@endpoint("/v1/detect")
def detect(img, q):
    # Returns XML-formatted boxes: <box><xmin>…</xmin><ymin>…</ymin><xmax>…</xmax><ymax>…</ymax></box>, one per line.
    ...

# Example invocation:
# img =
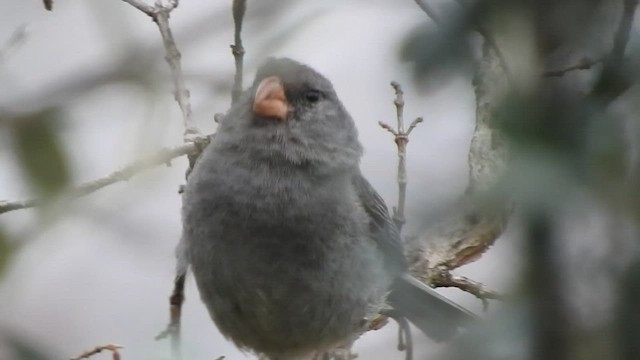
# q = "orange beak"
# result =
<box><xmin>252</xmin><ymin>76</ymin><xmax>288</xmax><ymax>121</ymax></box>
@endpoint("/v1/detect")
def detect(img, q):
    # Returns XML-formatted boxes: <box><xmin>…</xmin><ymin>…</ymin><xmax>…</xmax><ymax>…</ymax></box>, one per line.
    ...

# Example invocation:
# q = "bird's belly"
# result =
<box><xmin>188</xmin><ymin>217</ymin><xmax>388</xmax><ymax>356</ymax></box>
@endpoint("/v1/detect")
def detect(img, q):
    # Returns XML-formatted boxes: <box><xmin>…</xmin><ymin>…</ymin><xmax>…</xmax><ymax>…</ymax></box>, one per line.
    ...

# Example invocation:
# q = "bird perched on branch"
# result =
<box><xmin>180</xmin><ymin>58</ymin><xmax>475</xmax><ymax>359</ymax></box>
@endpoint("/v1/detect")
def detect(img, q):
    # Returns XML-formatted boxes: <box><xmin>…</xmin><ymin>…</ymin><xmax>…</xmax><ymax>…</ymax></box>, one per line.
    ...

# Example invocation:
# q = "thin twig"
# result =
<box><xmin>395</xmin><ymin>316</ymin><xmax>413</xmax><ymax>360</ymax></box>
<box><xmin>0</xmin><ymin>139</ymin><xmax>207</xmax><ymax>215</ymax></box>
<box><xmin>431</xmin><ymin>269</ymin><xmax>502</xmax><ymax>311</ymax></box>
<box><xmin>231</xmin><ymin>0</ymin><xmax>247</xmax><ymax>104</ymax></box>
<box><xmin>542</xmin><ymin>57</ymin><xmax>603</xmax><ymax>77</ymax></box>
<box><xmin>70</xmin><ymin>344</ymin><xmax>123</xmax><ymax>360</ymax></box>
<box><xmin>379</xmin><ymin>82</ymin><xmax>423</xmax><ymax>233</ymax></box>
<box><xmin>121</xmin><ymin>0</ymin><xmax>199</xmax><ymax>142</ymax></box>
<box><xmin>155</xmin><ymin>273</ymin><xmax>186</xmax><ymax>360</ymax></box>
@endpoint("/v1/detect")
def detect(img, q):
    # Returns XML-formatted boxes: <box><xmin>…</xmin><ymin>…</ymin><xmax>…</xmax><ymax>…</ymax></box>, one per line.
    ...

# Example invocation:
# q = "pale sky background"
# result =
<box><xmin>0</xmin><ymin>1</ymin><xmax>519</xmax><ymax>359</ymax></box>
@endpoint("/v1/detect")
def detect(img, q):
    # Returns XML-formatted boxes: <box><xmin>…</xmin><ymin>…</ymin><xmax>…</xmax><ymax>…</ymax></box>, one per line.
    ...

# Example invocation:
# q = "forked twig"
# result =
<box><xmin>379</xmin><ymin>81</ymin><xmax>423</xmax><ymax>233</ymax></box>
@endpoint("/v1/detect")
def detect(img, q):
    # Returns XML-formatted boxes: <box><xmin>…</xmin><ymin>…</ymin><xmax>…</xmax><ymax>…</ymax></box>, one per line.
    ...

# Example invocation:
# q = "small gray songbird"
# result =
<box><xmin>180</xmin><ymin>58</ymin><xmax>475</xmax><ymax>360</ymax></box>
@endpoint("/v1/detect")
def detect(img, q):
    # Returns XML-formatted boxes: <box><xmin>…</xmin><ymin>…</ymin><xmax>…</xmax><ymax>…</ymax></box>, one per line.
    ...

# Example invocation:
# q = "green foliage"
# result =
<box><xmin>10</xmin><ymin>109</ymin><xmax>71</xmax><ymax>198</ymax></box>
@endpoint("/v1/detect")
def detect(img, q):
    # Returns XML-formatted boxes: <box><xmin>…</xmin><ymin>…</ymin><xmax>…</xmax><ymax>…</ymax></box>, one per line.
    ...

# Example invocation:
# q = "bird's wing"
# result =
<box><xmin>352</xmin><ymin>171</ymin><xmax>407</xmax><ymax>274</ymax></box>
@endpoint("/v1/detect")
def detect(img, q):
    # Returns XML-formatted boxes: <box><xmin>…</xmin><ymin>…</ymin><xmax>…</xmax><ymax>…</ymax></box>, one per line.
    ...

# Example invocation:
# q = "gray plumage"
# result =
<box><xmin>180</xmin><ymin>58</ymin><xmax>474</xmax><ymax>359</ymax></box>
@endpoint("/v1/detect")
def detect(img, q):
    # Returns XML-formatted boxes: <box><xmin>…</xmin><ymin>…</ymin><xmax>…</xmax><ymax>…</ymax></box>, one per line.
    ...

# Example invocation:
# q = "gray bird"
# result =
<box><xmin>180</xmin><ymin>58</ymin><xmax>475</xmax><ymax>360</ymax></box>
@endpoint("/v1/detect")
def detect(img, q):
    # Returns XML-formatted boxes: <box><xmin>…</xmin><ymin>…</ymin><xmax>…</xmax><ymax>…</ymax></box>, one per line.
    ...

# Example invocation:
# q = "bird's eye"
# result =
<box><xmin>304</xmin><ymin>90</ymin><xmax>323</xmax><ymax>103</ymax></box>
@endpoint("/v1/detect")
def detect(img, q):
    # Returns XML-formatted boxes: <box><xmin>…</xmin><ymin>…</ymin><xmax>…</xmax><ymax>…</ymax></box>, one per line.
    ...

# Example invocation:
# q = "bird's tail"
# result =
<box><xmin>386</xmin><ymin>273</ymin><xmax>477</xmax><ymax>342</ymax></box>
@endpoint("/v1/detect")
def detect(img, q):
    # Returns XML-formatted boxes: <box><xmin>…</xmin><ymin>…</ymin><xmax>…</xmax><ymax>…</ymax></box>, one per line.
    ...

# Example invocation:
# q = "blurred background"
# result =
<box><xmin>0</xmin><ymin>0</ymin><xmax>638</xmax><ymax>359</ymax></box>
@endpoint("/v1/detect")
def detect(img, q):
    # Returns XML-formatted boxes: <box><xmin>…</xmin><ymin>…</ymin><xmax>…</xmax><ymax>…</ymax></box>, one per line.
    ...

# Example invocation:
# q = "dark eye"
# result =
<box><xmin>304</xmin><ymin>90</ymin><xmax>323</xmax><ymax>103</ymax></box>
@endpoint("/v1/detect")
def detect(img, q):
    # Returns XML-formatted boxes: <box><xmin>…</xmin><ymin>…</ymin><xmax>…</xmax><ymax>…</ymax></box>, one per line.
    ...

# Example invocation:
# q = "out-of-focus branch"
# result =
<box><xmin>70</xmin><ymin>344</ymin><xmax>123</xmax><ymax>360</ymax></box>
<box><xmin>609</xmin><ymin>0</ymin><xmax>638</xmax><ymax>69</ymax></box>
<box><xmin>526</xmin><ymin>210</ymin><xmax>569</xmax><ymax>360</ymax></box>
<box><xmin>0</xmin><ymin>139</ymin><xmax>208</xmax><ymax>215</ymax></box>
<box><xmin>591</xmin><ymin>0</ymin><xmax>638</xmax><ymax>100</ymax></box>
<box><xmin>542</xmin><ymin>57</ymin><xmax>603</xmax><ymax>77</ymax></box>
<box><xmin>155</xmin><ymin>272</ymin><xmax>186</xmax><ymax>360</ymax></box>
<box><xmin>0</xmin><ymin>25</ymin><xmax>28</xmax><ymax>63</ymax></box>
<box><xmin>379</xmin><ymin>82</ymin><xmax>423</xmax><ymax>233</ymax></box>
<box><xmin>43</xmin><ymin>0</ymin><xmax>53</xmax><ymax>11</ymax></box>
<box><xmin>231</xmin><ymin>0</ymin><xmax>247</xmax><ymax>104</ymax></box>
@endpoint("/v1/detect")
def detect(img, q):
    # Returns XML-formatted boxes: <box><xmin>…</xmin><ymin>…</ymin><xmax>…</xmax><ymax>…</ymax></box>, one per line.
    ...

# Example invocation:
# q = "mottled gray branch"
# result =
<box><xmin>407</xmin><ymin>40</ymin><xmax>509</xmax><ymax>303</ymax></box>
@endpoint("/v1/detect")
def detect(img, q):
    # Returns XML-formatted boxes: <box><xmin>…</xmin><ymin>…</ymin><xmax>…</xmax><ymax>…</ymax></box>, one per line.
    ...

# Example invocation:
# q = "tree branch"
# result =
<box><xmin>430</xmin><ymin>269</ymin><xmax>503</xmax><ymax>311</ymax></box>
<box><xmin>0</xmin><ymin>139</ymin><xmax>208</xmax><ymax>215</ymax></box>
<box><xmin>542</xmin><ymin>57</ymin><xmax>603</xmax><ymax>77</ymax></box>
<box><xmin>406</xmin><ymin>40</ymin><xmax>509</xmax><ymax>302</ymax></box>
<box><xmin>231</xmin><ymin>0</ymin><xmax>247</xmax><ymax>104</ymax></box>
<box><xmin>379</xmin><ymin>82</ymin><xmax>423</xmax><ymax>233</ymax></box>
<box><xmin>70</xmin><ymin>344</ymin><xmax>123</xmax><ymax>360</ymax></box>
<box><xmin>591</xmin><ymin>0</ymin><xmax>639</xmax><ymax>100</ymax></box>
<box><xmin>609</xmin><ymin>0</ymin><xmax>638</xmax><ymax>69</ymax></box>
<box><xmin>155</xmin><ymin>272</ymin><xmax>186</xmax><ymax>360</ymax></box>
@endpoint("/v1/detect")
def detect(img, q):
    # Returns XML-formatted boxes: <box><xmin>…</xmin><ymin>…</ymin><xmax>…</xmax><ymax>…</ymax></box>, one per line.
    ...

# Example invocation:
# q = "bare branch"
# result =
<box><xmin>70</xmin><ymin>344</ymin><xmax>123</xmax><ymax>360</ymax></box>
<box><xmin>407</xmin><ymin>41</ymin><xmax>510</xmax><ymax>301</ymax></box>
<box><xmin>0</xmin><ymin>139</ymin><xmax>208</xmax><ymax>215</ymax></box>
<box><xmin>430</xmin><ymin>269</ymin><xmax>503</xmax><ymax>311</ymax></box>
<box><xmin>542</xmin><ymin>57</ymin><xmax>603</xmax><ymax>77</ymax></box>
<box><xmin>379</xmin><ymin>81</ymin><xmax>423</xmax><ymax>233</ymax></box>
<box><xmin>231</xmin><ymin>0</ymin><xmax>247</xmax><ymax>104</ymax></box>
<box><xmin>155</xmin><ymin>273</ymin><xmax>186</xmax><ymax>360</ymax></box>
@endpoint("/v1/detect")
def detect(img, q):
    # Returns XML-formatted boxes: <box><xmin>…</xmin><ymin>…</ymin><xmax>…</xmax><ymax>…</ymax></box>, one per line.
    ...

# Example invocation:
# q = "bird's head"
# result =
<box><xmin>215</xmin><ymin>58</ymin><xmax>363</xmax><ymax>172</ymax></box>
